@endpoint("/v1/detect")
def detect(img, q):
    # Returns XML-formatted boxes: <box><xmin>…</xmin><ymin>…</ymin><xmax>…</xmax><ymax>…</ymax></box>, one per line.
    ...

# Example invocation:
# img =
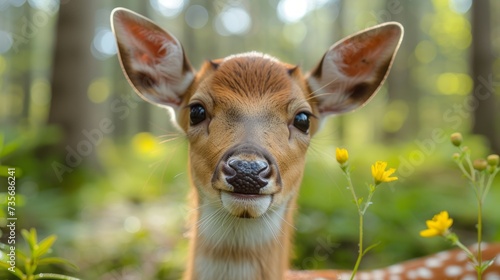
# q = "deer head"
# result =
<box><xmin>111</xmin><ymin>8</ymin><xmax>403</xmax><ymax>280</ymax></box>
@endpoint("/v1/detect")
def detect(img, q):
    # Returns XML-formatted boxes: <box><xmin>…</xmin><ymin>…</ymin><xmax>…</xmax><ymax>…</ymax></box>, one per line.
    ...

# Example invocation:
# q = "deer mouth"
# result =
<box><xmin>211</xmin><ymin>143</ymin><xmax>281</xmax><ymax>218</ymax></box>
<box><xmin>220</xmin><ymin>191</ymin><xmax>273</xmax><ymax>218</ymax></box>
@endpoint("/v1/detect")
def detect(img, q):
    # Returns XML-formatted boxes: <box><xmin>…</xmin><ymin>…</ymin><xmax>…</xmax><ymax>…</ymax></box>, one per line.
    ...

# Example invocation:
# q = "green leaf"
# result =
<box><xmin>357</xmin><ymin>197</ymin><xmax>364</xmax><ymax>206</ymax></box>
<box><xmin>22</xmin><ymin>228</ymin><xmax>38</xmax><ymax>252</ymax></box>
<box><xmin>362</xmin><ymin>241</ymin><xmax>381</xmax><ymax>256</ymax></box>
<box><xmin>0</xmin><ymin>163</ymin><xmax>23</xmax><ymax>177</ymax></box>
<box><xmin>479</xmin><ymin>258</ymin><xmax>495</xmax><ymax>273</ymax></box>
<box><xmin>0</xmin><ymin>260</ymin><xmax>10</xmax><ymax>269</ymax></box>
<box><xmin>31</xmin><ymin>228</ymin><xmax>38</xmax><ymax>245</ymax></box>
<box><xmin>0</xmin><ymin>260</ymin><xmax>26</xmax><ymax>278</ymax></box>
<box><xmin>17</xmin><ymin>250</ymin><xmax>27</xmax><ymax>262</ymax></box>
<box><xmin>0</xmin><ymin>242</ymin><xmax>10</xmax><ymax>251</ymax></box>
<box><xmin>25</xmin><ymin>258</ymin><xmax>37</xmax><ymax>276</ymax></box>
<box><xmin>23</xmin><ymin>228</ymin><xmax>30</xmax><ymax>236</ymax></box>
<box><xmin>34</xmin><ymin>273</ymin><xmax>81</xmax><ymax>280</ymax></box>
<box><xmin>34</xmin><ymin>235</ymin><xmax>57</xmax><ymax>258</ymax></box>
<box><xmin>0</xmin><ymin>137</ymin><xmax>22</xmax><ymax>159</ymax></box>
<box><xmin>37</xmin><ymin>257</ymin><xmax>79</xmax><ymax>271</ymax></box>
<box><xmin>0</xmin><ymin>133</ymin><xmax>4</xmax><ymax>154</ymax></box>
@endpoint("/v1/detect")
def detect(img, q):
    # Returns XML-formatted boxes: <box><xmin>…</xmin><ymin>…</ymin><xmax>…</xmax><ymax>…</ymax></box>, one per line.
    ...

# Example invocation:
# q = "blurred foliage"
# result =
<box><xmin>2</xmin><ymin>121</ymin><xmax>499</xmax><ymax>278</ymax></box>
<box><xmin>0</xmin><ymin>0</ymin><xmax>499</xmax><ymax>279</ymax></box>
<box><xmin>293</xmin><ymin>129</ymin><xmax>500</xmax><ymax>271</ymax></box>
<box><xmin>0</xmin><ymin>228</ymin><xmax>79</xmax><ymax>280</ymax></box>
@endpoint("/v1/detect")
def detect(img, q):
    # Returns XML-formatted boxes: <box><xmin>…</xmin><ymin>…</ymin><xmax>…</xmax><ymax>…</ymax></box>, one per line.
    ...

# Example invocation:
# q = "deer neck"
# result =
<box><xmin>185</xmin><ymin>191</ymin><xmax>296</xmax><ymax>280</ymax></box>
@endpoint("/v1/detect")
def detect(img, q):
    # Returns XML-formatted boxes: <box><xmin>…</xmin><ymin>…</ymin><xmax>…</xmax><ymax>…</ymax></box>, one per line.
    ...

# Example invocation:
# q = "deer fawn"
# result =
<box><xmin>111</xmin><ymin>8</ymin><xmax>500</xmax><ymax>280</ymax></box>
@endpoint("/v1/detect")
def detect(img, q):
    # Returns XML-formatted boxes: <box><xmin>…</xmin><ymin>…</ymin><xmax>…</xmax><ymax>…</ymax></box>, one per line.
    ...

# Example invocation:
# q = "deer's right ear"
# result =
<box><xmin>307</xmin><ymin>22</ymin><xmax>403</xmax><ymax>117</ymax></box>
<box><xmin>111</xmin><ymin>8</ymin><xmax>194</xmax><ymax>110</ymax></box>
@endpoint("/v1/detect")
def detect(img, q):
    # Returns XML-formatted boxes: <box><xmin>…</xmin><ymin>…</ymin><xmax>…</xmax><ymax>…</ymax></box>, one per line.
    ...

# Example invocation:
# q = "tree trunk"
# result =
<box><xmin>384</xmin><ymin>0</ymin><xmax>420</xmax><ymax>142</ymax></box>
<box><xmin>48</xmin><ymin>1</ymin><xmax>98</xmax><ymax>150</ymax></box>
<box><xmin>47</xmin><ymin>1</ymin><xmax>101</xmax><ymax>183</ymax></box>
<box><xmin>471</xmin><ymin>0</ymin><xmax>499</xmax><ymax>153</ymax></box>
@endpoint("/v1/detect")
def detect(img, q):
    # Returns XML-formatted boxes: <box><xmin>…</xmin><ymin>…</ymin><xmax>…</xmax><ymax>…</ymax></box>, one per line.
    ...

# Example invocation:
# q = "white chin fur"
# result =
<box><xmin>220</xmin><ymin>192</ymin><xmax>272</xmax><ymax>218</ymax></box>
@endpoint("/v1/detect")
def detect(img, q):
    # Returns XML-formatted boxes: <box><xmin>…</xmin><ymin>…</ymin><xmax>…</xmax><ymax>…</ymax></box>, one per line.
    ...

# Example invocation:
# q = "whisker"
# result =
<box><xmin>158</xmin><ymin>136</ymin><xmax>183</xmax><ymax>144</ymax></box>
<box><xmin>156</xmin><ymin>132</ymin><xmax>183</xmax><ymax>138</ymax></box>
<box><xmin>187</xmin><ymin>200</ymin><xmax>219</xmax><ymax>214</ymax></box>
<box><xmin>270</xmin><ymin>208</ymin><xmax>297</xmax><ymax>231</ymax></box>
<box><xmin>308</xmin><ymin>76</ymin><xmax>340</xmax><ymax>97</ymax></box>
<box><xmin>158</xmin><ymin>137</ymin><xmax>187</xmax><ymax>188</ymax></box>
<box><xmin>200</xmin><ymin>209</ymin><xmax>229</xmax><ymax>248</ymax></box>
<box><xmin>136</xmin><ymin>128</ymin><xmax>187</xmax><ymax>191</ymax></box>
<box><xmin>212</xmin><ymin>212</ymin><xmax>236</xmax><ymax>249</ymax></box>
<box><xmin>262</xmin><ymin>213</ymin><xmax>283</xmax><ymax>250</ymax></box>
<box><xmin>197</xmin><ymin>208</ymin><xmax>226</xmax><ymax>238</ymax></box>
<box><xmin>149</xmin><ymin>121</ymin><xmax>181</xmax><ymax>135</ymax></box>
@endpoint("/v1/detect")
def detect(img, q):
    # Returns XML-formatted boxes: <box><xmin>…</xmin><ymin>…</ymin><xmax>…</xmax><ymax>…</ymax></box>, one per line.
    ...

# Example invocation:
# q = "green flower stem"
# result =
<box><xmin>448</xmin><ymin>233</ymin><xmax>476</xmax><ymax>262</ymax></box>
<box><xmin>341</xmin><ymin>167</ymin><xmax>378</xmax><ymax>280</ymax></box>
<box><xmin>362</xmin><ymin>186</ymin><xmax>376</xmax><ymax>215</ymax></box>
<box><xmin>469</xmin><ymin>164</ymin><xmax>483</xmax><ymax>279</ymax></box>
<box><xmin>452</xmin><ymin>234</ymin><xmax>482</xmax><ymax>280</ymax></box>
<box><xmin>472</xmin><ymin>171</ymin><xmax>483</xmax><ymax>279</ymax></box>
<box><xmin>449</xmin><ymin>136</ymin><xmax>499</xmax><ymax>279</ymax></box>
<box><xmin>343</xmin><ymin>167</ymin><xmax>361</xmax><ymax>216</ymax></box>
<box><xmin>464</xmin><ymin>151</ymin><xmax>476</xmax><ymax>181</ymax></box>
<box><xmin>454</xmin><ymin>146</ymin><xmax>500</xmax><ymax>280</ymax></box>
<box><xmin>482</xmin><ymin>168</ymin><xmax>499</xmax><ymax>202</ymax></box>
<box><xmin>351</xmin><ymin>213</ymin><xmax>364</xmax><ymax>280</ymax></box>
<box><xmin>477</xmin><ymin>197</ymin><xmax>483</xmax><ymax>280</ymax></box>
<box><xmin>447</xmin><ymin>233</ymin><xmax>480</xmax><ymax>280</ymax></box>
<box><xmin>473</xmin><ymin>171</ymin><xmax>484</xmax><ymax>276</ymax></box>
<box><xmin>456</xmin><ymin>157</ymin><xmax>473</xmax><ymax>181</ymax></box>
<box><xmin>341</xmin><ymin>168</ymin><xmax>362</xmax><ymax>280</ymax></box>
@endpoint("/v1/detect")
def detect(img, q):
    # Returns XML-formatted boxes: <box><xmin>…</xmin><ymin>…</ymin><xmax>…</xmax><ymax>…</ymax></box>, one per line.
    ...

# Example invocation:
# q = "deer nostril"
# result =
<box><xmin>222</xmin><ymin>161</ymin><xmax>237</xmax><ymax>177</ymax></box>
<box><xmin>228</xmin><ymin>159</ymin><xmax>268</xmax><ymax>176</ymax></box>
<box><xmin>259</xmin><ymin>165</ymin><xmax>271</xmax><ymax>179</ymax></box>
<box><xmin>224</xmin><ymin>159</ymin><xmax>271</xmax><ymax>194</ymax></box>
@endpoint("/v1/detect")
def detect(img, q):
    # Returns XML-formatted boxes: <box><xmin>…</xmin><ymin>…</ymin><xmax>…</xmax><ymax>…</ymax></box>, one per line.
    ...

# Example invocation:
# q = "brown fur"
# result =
<box><xmin>181</xmin><ymin>55</ymin><xmax>311</xmax><ymax>279</ymax></box>
<box><xmin>115</xmin><ymin>9</ymin><xmax>500</xmax><ymax>280</ymax></box>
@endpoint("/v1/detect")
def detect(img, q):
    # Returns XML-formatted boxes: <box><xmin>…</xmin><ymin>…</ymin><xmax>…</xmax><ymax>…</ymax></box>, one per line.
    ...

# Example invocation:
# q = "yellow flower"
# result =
<box><xmin>371</xmin><ymin>161</ymin><xmax>398</xmax><ymax>184</ymax></box>
<box><xmin>132</xmin><ymin>132</ymin><xmax>159</xmax><ymax>157</ymax></box>
<box><xmin>336</xmin><ymin>148</ymin><xmax>349</xmax><ymax>165</ymax></box>
<box><xmin>420</xmin><ymin>211</ymin><xmax>453</xmax><ymax>237</ymax></box>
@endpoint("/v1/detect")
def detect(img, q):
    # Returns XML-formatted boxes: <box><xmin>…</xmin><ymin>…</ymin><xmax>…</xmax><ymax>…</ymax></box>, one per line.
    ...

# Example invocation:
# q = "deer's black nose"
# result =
<box><xmin>222</xmin><ymin>159</ymin><xmax>271</xmax><ymax>194</ymax></box>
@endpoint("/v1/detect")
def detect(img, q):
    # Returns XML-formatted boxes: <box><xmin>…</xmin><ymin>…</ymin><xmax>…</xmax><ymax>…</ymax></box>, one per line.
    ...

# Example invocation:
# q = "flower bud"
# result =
<box><xmin>473</xmin><ymin>159</ymin><xmax>488</xmax><ymax>171</ymax></box>
<box><xmin>336</xmin><ymin>148</ymin><xmax>349</xmax><ymax>165</ymax></box>
<box><xmin>450</xmin><ymin>133</ymin><xmax>463</xmax><ymax>147</ymax></box>
<box><xmin>488</xmin><ymin>166</ymin><xmax>496</xmax><ymax>174</ymax></box>
<box><xmin>487</xmin><ymin>154</ymin><xmax>499</xmax><ymax>167</ymax></box>
<box><xmin>452</xmin><ymin>153</ymin><xmax>460</xmax><ymax>160</ymax></box>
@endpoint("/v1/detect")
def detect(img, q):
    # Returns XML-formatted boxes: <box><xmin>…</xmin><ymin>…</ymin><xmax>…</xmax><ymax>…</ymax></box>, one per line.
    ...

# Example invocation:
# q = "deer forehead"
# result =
<box><xmin>195</xmin><ymin>53</ymin><xmax>311</xmax><ymax>112</ymax></box>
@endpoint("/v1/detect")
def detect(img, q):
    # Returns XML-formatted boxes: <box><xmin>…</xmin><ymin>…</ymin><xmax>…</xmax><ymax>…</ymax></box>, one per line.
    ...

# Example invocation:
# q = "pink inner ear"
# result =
<box><xmin>338</xmin><ymin>32</ymin><xmax>394</xmax><ymax>77</ymax></box>
<box><xmin>119</xmin><ymin>16</ymin><xmax>171</xmax><ymax>62</ymax></box>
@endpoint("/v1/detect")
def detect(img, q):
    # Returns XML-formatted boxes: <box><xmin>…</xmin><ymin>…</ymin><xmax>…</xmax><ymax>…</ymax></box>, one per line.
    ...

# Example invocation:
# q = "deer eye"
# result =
<box><xmin>293</xmin><ymin>112</ymin><xmax>310</xmax><ymax>134</ymax></box>
<box><xmin>190</xmin><ymin>104</ymin><xmax>206</xmax><ymax>125</ymax></box>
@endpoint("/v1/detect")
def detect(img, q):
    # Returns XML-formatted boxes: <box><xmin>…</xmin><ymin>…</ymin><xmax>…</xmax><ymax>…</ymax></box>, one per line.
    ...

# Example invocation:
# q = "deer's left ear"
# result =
<box><xmin>307</xmin><ymin>22</ymin><xmax>403</xmax><ymax>117</ymax></box>
<box><xmin>111</xmin><ymin>8</ymin><xmax>194</xmax><ymax>110</ymax></box>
